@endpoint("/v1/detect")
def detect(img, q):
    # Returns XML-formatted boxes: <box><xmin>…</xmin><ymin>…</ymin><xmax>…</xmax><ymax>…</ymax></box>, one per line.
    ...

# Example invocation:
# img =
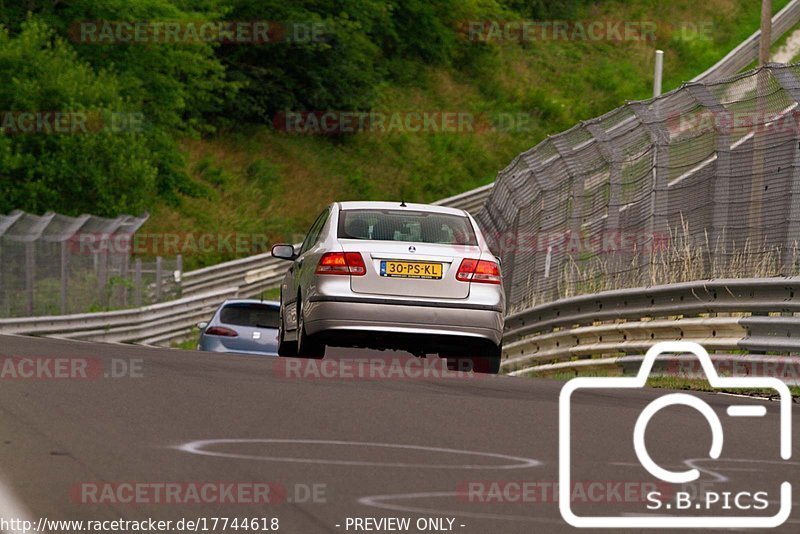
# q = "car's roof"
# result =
<box><xmin>221</xmin><ymin>299</ymin><xmax>280</xmax><ymax>307</ymax></box>
<box><xmin>337</xmin><ymin>201</ymin><xmax>468</xmax><ymax>217</ymax></box>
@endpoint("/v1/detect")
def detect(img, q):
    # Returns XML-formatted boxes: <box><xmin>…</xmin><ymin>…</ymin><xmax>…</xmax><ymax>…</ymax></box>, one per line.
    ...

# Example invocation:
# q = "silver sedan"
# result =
<box><xmin>271</xmin><ymin>201</ymin><xmax>505</xmax><ymax>373</ymax></box>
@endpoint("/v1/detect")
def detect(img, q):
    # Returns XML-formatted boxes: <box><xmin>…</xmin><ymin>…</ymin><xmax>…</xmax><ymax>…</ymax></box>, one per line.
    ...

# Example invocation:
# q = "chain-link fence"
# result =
<box><xmin>0</xmin><ymin>210</ymin><xmax>180</xmax><ymax>317</ymax></box>
<box><xmin>476</xmin><ymin>63</ymin><xmax>800</xmax><ymax>311</ymax></box>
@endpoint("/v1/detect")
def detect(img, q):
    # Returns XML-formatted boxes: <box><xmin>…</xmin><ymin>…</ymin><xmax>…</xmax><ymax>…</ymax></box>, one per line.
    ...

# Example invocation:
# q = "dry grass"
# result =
<box><xmin>539</xmin><ymin>371</ymin><xmax>800</xmax><ymax>397</ymax></box>
<box><xmin>550</xmin><ymin>216</ymin><xmax>796</xmax><ymax>306</ymax></box>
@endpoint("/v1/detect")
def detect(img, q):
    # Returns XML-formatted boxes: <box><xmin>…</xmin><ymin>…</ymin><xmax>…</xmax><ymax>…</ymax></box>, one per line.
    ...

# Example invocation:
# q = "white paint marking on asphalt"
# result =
<box><xmin>357</xmin><ymin>491</ymin><xmax>561</xmax><ymax>524</ymax></box>
<box><xmin>717</xmin><ymin>392</ymin><xmax>776</xmax><ymax>402</ymax></box>
<box><xmin>0</xmin><ymin>475</ymin><xmax>40</xmax><ymax>534</ymax></box>
<box><xmin>176</xmin><ymin>438</ymin><xmax>542</xmax><ymax>470</ymax></box>
<box><xmin>2</xmin><ymin>332</ymin><xmax>173</xmax><ymax>351</ymax></box>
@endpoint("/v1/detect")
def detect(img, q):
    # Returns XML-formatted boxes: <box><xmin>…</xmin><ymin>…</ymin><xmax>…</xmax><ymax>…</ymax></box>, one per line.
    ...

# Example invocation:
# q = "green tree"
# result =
<box><xmin>0</xmin><ymin>20</ymin><xmax>158</xmax><ymax>215</ymax></box>
<box><xmin>217</xmin><ymin>0</ymin><xmax>385</xmax><ymax>123</ymax></box>
<box><xmin>5</xmin><ymin>0</ymin><xmax>234</xmax><ymax>135</ymax></box>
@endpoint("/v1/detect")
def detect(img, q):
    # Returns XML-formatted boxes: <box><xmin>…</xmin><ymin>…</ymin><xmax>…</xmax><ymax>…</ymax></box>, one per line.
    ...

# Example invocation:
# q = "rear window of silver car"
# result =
<box><xmin>219</xmin><ymin>303</ymin><xmax>280</xmax><ymax>328</ymax></box>
<box><xmin>338</xmin><ymin>209</ymin><xmax>478</xmax><ymax>245</ymax></box>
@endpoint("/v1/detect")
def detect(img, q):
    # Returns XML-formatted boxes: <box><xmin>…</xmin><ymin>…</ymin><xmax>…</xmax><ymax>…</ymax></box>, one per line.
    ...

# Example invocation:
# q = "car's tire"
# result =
<box><xmin>443</xmin><ymin>354</ymin><xmax>471</xmax><ymax>372</ymax></box>
<box><xmin>296</xmin><ymin>308</ymin><xmax>325</xmax><ymax>359</ymax></box>
<box><xmin>472</xmin><ymin>344</ymin><xmax>501</xmax><ymax>374</ymax></box>
<box><xmin>443</xmin><ymin>343</ymin><xmax>501</xmax><ymax>374</ymax></box>
<box><xmin>277</xmin><ymin>313</ymin><xmax>297</xmax><ymax>357</ymax></box>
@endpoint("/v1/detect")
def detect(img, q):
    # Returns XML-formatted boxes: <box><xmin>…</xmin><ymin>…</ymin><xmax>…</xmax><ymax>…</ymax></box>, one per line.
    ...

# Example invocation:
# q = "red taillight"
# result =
<box><xmin>473</xmin><ymin>259</ymin><xmax>502</xmax><ymax>284</ymax></box>
<box><xmin>205</xmin><ymin>326</ymin><xmax>238</xmax><ymax>337</ymax></box>
<box><xmin>456</xmin><ymin>259</ymin><xmax>478</xmax><ymax>282</ymax></box>
<box><xmin>315</xmin><ymin>252</ymin><xmax>366</xmax><ymax>276</ymax></box>
<box><xmin>456</xmin><ymin>258</ymin><xmax>501</xmax><ymax>284</ymax></box>
<box><xmin>344</xmin><ymin>252</ymin><xmax>367</xmax><ymax>275</ymax></box>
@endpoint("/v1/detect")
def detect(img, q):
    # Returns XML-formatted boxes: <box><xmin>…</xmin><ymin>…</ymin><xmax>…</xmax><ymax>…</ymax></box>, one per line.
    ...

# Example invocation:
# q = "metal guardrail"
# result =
<box><xmin>432</xmin><ymin>183</ymin><xmax>494</xmax><ymax>214</ymax></box>
<box><xmin>181</xmin><ymin>251</ymin><xmax>287</xmax><ymax>298</ymax></box>
<box><xmin>511</xmin><ymin>353</ymin><xmax>800</xmax><ymax>386</ymax></box>
<box><xmin>501</xmin><ymin>277</ymin><xmax>800</xmax><ymax>379</ymax></box>
<box><xmin>0</xmin><ymin>287</ymin><xmax>238</xmax><ymax>345</ymax></box>
<box><xmin>693</xmin><ymin>0</ymin><xmax>800</xmax><ymax>82</ymax></box>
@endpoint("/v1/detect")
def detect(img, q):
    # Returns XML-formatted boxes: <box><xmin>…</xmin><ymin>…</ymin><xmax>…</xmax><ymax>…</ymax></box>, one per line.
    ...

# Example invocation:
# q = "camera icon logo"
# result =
<box><xmin>559</xmin><ymin>341</ymin><xmax>793</xmax><ymax>528</ymax></box>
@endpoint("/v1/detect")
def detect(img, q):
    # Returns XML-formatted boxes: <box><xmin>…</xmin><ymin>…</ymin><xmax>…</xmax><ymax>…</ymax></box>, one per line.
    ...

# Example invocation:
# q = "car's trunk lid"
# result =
<box><xmin>214</xmin><ymin>325</ymin><xmax>280</xmax><ymax>353</ymax></box>
<box><xmin>342</xmin><ymin>239</ymin><xmax>479</xmax><ymax>299</ymax></box>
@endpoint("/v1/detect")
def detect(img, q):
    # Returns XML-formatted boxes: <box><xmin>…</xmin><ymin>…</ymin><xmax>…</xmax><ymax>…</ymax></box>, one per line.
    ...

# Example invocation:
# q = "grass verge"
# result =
<box><xmin>536</xmin><ymin>370</ymin><xmax>800</xmax><ymax>398</ymax></box>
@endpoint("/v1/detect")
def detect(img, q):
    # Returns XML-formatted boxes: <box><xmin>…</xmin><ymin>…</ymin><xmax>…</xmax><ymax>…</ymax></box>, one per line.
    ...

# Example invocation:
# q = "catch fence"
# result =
<box><xmin>476</xmin><ymin>63</ymin><xmax>800</xmax><ymax>310</ymax></box>
<box><xmin>0</xmin><ymin>210</ymin><xmax>179</xmax><ymax>316</ymax></box>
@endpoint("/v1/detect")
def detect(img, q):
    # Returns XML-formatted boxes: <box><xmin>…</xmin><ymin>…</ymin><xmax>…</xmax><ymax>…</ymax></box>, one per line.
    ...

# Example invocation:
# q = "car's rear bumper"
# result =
<box><xmin>304</xmin><ymin>295</ymin><xmax>503</xmax><ymax>346</ymax></box>
<box><xmin>197</xmin><ymin>337</ymin><xmax>279</xmax><ymax>356</ymax></box>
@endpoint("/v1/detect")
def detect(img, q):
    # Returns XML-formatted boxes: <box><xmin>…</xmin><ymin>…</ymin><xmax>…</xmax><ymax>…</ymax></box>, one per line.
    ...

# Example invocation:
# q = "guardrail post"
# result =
<box><xmin>25</xmin><ymin>242</ymin><xmax>35</xmax><ymax>315</ymax></box>
<box><xmin>629</xmin><ymin>102</ymin><xmax>669</xmax><ymax>275</ymax></box>
<box><xmin>653</xmin><ymin>50</ymin><xmax>664</xmax><ymax>97</ymax></box>
<box><xmin>97</xmin><ymin>238</ymin><xmax>109</xmax><ymax>308</ymax></box>
<box><xmin>134</xmin><ymin>258</ymin><xmax>142</xmax><ymax>307</ymax></box>
<box><xmin>176</xmin><ymin>254</ymin><xmax>183</xmax><ymax>298</ymax></box>
<box><xmin>155</xmin><ymin>256</ymin><xmax>163</xmax><ymax>302</ymax></box>
<box><xmin>503</xmin><ymin>213</ymin><xmax>520</xmax><ymax>304</ymax></box>
<box><xmin>119</xmin><ymin>251</ymin><xmax>129</xmax><ymax>308</ymax></box>
<box><xmin>685</xmin><ymin>84</ymin><xmax>732</xmax><ymax>256</ymax></box>
<box><xmin>551</xmin><ymin>135</ymin><xmax>585</xmax><ymax>297</ymax></box>
<box><xmin>747</xmin><ymin>66</ymin><xmax>770</xmax><ymax>246</ymax></box>
<box><xmin>787</xmin><ymin>113</ymin><xmax>800</xmax><ymax>274</ymax></box>
<box><xmin>586</xmin><ymin>122</ymin><xmax>624</xmax><ymax>273</ymax></box>
<box><xmin>769</xmin><ymin>66</ymin><xmax>800</xmax><ymax>272</ymax></box>
<box><xmin>60</xmin><ymin>240</ymin><xmax>68</xmax><ymax>314</ymax></box>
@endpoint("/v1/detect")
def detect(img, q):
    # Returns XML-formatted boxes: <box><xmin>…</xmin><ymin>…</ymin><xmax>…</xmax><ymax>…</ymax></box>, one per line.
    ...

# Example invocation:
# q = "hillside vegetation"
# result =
<box><xmin>0</xmin><ymin>0</ymin><xmax>788</xmax><ymax>268</ymax></box>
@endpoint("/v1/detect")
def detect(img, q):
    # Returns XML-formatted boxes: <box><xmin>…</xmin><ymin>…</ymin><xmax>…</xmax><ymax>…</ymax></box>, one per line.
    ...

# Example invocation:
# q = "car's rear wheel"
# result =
<box><xmin>277</xmin><ymin>313</ymin><xmax>297</xmax><ymax>357</ymax></box>
<box><xmin>472</xmin><ymin>346</ymin><xmax>501</xmax><ymax>374</ymax></box>
<box><xmin>296</xmin><ymin>308</ymin><xmax>325</xmax><ymax>359</ymax></box>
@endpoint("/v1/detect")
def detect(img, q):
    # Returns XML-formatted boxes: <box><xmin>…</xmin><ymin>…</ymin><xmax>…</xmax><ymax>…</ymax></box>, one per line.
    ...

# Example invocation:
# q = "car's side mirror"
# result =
<box><xmin>197</xmin><ymin>321</ymin><xmax>208</xmax><ymax>330</ymax></box>
<box><xmin>271</xmin><ymin>244</ymin><xmax>297</xmax><ymax>260</ymax></box>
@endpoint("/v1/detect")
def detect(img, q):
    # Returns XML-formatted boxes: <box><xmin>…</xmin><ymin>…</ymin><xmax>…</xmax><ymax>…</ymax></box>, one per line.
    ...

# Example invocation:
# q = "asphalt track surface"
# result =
<box><xmin>0</xmin><ymin>334</ymin><xmax>798</xmax><ymax>533</ymax></box>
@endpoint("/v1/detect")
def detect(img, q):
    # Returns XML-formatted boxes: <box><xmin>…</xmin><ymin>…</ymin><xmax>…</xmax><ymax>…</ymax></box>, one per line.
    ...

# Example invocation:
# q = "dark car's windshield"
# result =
<box><xmin>338</xmin><ymin>209</ymin><xmax>478</xmax><ymax>245</ymax></box>
<box><xmin>219</xmin><ymin>303</ymin><xmax>280</xmax><ymax>328</ymax></box>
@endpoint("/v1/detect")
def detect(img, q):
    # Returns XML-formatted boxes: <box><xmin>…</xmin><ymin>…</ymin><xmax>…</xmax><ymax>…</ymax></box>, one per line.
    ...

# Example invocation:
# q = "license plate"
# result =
<box><xmin>380</xmin><ymin>261</ymin><xmax>442</xmax><ymax>279</ymax></box>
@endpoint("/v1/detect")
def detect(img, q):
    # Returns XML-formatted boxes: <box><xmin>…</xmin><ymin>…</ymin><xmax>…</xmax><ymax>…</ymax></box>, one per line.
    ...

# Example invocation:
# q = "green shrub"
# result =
<box><xmin>0</xmin><ymin>20</ymin><xmax>159</xmax><ymax>216</ymax></box>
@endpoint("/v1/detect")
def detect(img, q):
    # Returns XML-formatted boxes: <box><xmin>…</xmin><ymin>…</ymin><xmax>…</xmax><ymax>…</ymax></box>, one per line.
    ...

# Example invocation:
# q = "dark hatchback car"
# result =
<box><xmin>197</xmin><ymin>299</ymin><xmax>281</xmax><ymax>356</ymax></box>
